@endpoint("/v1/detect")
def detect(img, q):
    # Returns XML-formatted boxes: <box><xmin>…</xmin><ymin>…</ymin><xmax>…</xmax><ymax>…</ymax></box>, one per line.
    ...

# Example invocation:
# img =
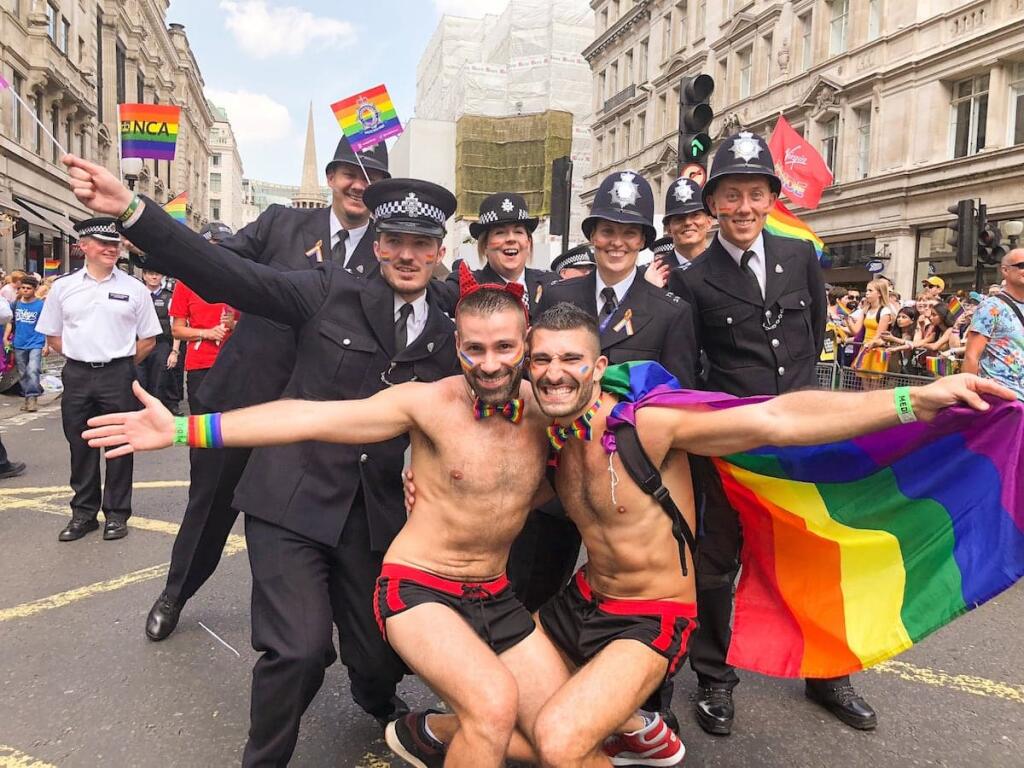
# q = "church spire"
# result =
<box><xmin>292</xmin><ymin>102</ymin><xmax>326</xmax><ymax>208</ymax></box>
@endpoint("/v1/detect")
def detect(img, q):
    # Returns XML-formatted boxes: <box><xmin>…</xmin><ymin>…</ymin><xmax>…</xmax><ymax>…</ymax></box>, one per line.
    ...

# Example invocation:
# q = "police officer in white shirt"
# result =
<box><xmin>36</xmin><ymin>217</ymin><xmax>162</xmax><ymax>542</ymax></box>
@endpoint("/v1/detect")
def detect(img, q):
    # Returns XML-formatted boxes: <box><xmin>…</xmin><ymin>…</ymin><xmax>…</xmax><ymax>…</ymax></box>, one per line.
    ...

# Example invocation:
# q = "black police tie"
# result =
<box><xmin>332</xmin><ymin>231</ymin><xmax>349</xmax><ymax>265</ymax></box>
<box><xmin>395</xmin><ymin>303</ymin><xmax>414</xmax><ymax>353</ymax></box>
<box><xmin>740</xmin><ymin>250</ymin><xmax>762</xmax><ymax>298</ymax></box>
<box><xmin>599</xmin><ymin>287</ymin><xmax>618</xmax><ymax>321</ymax></box>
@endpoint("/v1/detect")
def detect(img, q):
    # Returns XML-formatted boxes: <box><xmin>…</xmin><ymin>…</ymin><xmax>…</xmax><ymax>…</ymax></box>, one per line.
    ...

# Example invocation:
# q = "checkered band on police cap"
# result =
<box><xmin>373</xmin><ymin>193</ymin><xmax>447</xmax><ymax>226</ymax></box>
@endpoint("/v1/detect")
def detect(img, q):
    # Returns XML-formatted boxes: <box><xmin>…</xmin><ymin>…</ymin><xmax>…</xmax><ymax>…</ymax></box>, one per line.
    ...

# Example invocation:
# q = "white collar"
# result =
<box><xmin>717</xmin><ymin>231</ymin><xmax>765</xmax><ymax>264</ymax></box>
<box><xmin>595</xmin><ymin>267</ymin><xmax>636</xmax><ymax>304</ymax></box>
<box><xmin>394</xmin><ymin>292</ymin><xmax>428</xmax><ymax>322</ymax></box>
<box><xmin>330</xmin><ymin>209</ymin><xmax>369</xmax><ymax>245</ymax></box>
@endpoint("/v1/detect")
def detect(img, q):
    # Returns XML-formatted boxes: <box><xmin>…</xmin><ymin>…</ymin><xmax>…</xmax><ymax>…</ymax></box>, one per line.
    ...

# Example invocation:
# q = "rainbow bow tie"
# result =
<box><xmin>473</xmin><ymin>398</ymin><xmax>524</xmax><ymax>424</ymax></box>
<box><xmin>546</xmin><ymin>401</ymin><xmax>601</xmax><ymax>451</ymax></box>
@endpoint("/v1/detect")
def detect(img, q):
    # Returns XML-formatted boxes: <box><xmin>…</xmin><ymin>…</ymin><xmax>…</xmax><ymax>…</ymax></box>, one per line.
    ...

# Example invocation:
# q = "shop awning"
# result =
<box><xmin>14</xmin><ymin>197</ymin><xmax>78</xmax><ymax>239</ymax></box>
<box><xmin>11</xmin><ymin>200</ymin><xmax>59</xmax><ymax>236</ymax></box>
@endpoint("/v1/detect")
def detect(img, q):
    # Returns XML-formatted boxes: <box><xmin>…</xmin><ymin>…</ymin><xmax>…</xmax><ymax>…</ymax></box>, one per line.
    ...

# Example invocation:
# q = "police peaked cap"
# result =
<box><xmin>74</xmin><ymin>216</ymin><xmax>121</xmax><ymax>242</ymax></box>
<box><xmin>582</xmin><ymin>170</ymin><xmax>657</xmax><ymax>250</ymax></box>
<box><xmin>662</xmin><ymin>177</ymin><xmax>705</xmax><ymax>225</ymax></box>
<box><xmin>702</xmin><ymin>130</ymin><xmax>781</xmax><ymax>214</ymax></box>
<box><xmin>550</xmin><ymin>244</ymin><xmax>597</xmax><ymax>274</ymax></box>
<box><xmin>200</xmin><ymin>221</ymin><xmax>234</xmax><ymax>241</ymax></box>
<box><xmin>326</xmin><ymin>135</ymin><xmax>391</xmax><ymax>179</ymax></box>
<box><xmin>469</xmin><ymin>192</ymin><xmax>539</xmax><ymax>239</ymax></box>
<box><xmin>364</xmin><ymin>178</ymin><xmax>457</xmax><ymax>239</ymax></box>
<box><xmin>649</xmin><ymin>236</ymin><xmax>674</xmax><ymax>255</ymax></box>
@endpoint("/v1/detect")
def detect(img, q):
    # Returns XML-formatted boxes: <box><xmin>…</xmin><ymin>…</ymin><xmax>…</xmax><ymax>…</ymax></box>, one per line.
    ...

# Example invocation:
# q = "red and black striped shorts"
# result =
<box><xmin>538</xmin><ymin>569</ymin><xmax>698</xmax><ymax>678</ymax></box>
<box><xmin>374</xmin><ymin>563</ymin><xmax>535</xmax><ymax>655</ymax></box>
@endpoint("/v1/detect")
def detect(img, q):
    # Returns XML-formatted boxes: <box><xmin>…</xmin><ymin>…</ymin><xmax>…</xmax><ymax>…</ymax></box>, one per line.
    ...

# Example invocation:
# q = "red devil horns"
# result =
<box><xmin>456</xmin><ymin>260</ymin><xmax>529</xmax><ymax>320</ymax></box>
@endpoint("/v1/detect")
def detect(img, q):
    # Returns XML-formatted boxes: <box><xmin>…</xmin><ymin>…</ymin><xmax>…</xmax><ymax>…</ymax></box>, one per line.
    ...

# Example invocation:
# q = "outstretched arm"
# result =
<box><xmin>671</xmin><ymin>374</ymin><xmax>1016</xmax><ymax>457</ymax></box>
<box><xmin>83</xmin><ymin>380</ymin><xmax>426</xmax><ymax>459</ymax></box>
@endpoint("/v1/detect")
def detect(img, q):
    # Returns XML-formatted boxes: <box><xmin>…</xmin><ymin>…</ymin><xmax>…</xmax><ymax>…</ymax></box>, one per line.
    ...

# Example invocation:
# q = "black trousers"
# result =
<box><xmin>688</xmin><ymin>460</ymin><xmax>850</xmax><ymax>690</ymax></box>
<box><xmin>506</xmin><ymin>504</ymin><xmax>581</xmax><ymax>612</ymax></box>
<box><xmin>162</xmin><ymin>364</ymin><xmax>246</xmax><ymax>604</ymax></box>
<box><xmin>185</xmin><ymin>367</ymin><xmax>211</xmax><ymax>414</ymax></box>
<box><xmin>243</xmin><ymin>500</ymin><xmax>406</xmax><ymax>767</ymax></box>
<box><xmin>60</xmin><ymin>358</ymin><xmax>136</xmax><ymax>522</ymax></box>
<box><xmin>135</xmin><ymin>339</ymin><xmax>177</xmax><ymax>410</ymax></box>
<box><xmin>165</xmin><ymin>347</ymin><xmax>185</xmax><ymax>411</ymax></box>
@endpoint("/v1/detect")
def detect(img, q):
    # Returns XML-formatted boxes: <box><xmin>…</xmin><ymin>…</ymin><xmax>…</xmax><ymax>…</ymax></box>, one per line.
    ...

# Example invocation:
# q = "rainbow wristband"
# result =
<box><xmin>173</xmin><ymin>414</ymin><xmax>224</xmax><ymax>448</ymax></box>
<box><xmin>894</xmin><ymin>386</ymin><xmax>916</xmax><ymax>424</ymax></box>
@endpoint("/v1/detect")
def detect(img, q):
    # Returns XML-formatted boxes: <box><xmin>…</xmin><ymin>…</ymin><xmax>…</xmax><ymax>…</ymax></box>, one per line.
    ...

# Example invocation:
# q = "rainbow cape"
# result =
<box><xmin>163</xmin><ymin>192</ymin><xmax>188</xmax><ymax>224</ymax></box>
<box><xmin>602</xmin><ymin>360</ymin><xmax>1024</xmax><ymax>679</ymax></box>
<box><xmin>331</xmin><ymin>84</ymin><xmax>403</xmax><ymax>153</ymax></box>
<box><xmin>119</xmin><ymin>103</ymin><xmax>180</xmax><ymax>161</ymax></box>
<box><xmin>765</xmin><ymin>200</ymin><xmax>830</xmax><ymax>267</ymax></box>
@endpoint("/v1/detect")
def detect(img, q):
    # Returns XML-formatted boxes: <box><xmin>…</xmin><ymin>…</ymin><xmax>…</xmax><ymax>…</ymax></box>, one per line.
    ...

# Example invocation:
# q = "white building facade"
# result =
<box><xmin>207</xmin><ymin>100</ymin><xmax>244</xmax><ymax>230</ymax></box>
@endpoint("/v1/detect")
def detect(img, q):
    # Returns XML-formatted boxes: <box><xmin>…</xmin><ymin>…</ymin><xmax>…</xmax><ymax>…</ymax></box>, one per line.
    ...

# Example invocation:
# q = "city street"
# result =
<box><xmin>0</xmin><ymin>393</ymin><xmax>1021</xmax><ymax>767</ymax></box>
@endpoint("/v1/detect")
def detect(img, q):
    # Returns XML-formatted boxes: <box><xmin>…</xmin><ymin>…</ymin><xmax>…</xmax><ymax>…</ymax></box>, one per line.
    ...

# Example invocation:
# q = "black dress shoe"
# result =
<box><xmin>58</xmin><ymin>518</ymin><xmax>99</xmax><ymax>542</ymax></box>
<box><xmin>805</xmin><ymin>680</ymin><xmax>877</xmax><ymax>730</ymax></box>
<box><xmin>146</xmin><ymin>592</ymin><xmax>183</xmax><ymax>641</ymax></box>
<box><xmin>695</xmin><ymin>685</ymin><xmax>734</xmax><ymax>735</ymax></box>
<box><xmin>373</xmin><ymin>694</ymin><xmax>412</xmax><ymax>730</ymax></box>
<box><xmin>0</xmin><ymin>461</ymin><xmax>26</xmax><ymax>480</ymax></box>
<box><xmin>660</xmin><ymin>708</ymin><xmax>680</xmax><ymax>734</ymax></box>
<box><xmin>103</xmin><ymin>519</ymin><xmax>129</xmax><ymax>540</ymax></box>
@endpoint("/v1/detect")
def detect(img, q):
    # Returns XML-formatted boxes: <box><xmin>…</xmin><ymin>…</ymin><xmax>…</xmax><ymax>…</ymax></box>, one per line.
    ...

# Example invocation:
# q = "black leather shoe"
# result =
<box><xmin>805</xmin><ymin>680</ymin><xmax>877</xmax><ymax>730</ymax></box>
<box><xmin>146</xmin><ymin>592</ymin><xmax>183</xmax><ymax>641</ymax></box>
<box><xmin>695</xmin><ymin>685</ymin><xmax>734</xmax><ymax>735</ymax></box>
<box><xmin>373</xmin><ymin>694</ymin><xmax>411</xmax><ymax>730</ymax></box>
<box><xmin>58</xmin><ymin>518</ymin><xmax>99</xmax><ymax>542</ymax></box>
<box><xmin>660</xmin><ymin>708</ymin><xmax>680</xmax><ymax>734</ymax></box>
<box><xmin>103</xmin><ymin>519</ymin><xmax>129</xmax><ymax>540</ymax></box>
<box><xmin>0</xmin><ymin>461</ymin><xmax>26</xmax><ymax>480</ymax></box>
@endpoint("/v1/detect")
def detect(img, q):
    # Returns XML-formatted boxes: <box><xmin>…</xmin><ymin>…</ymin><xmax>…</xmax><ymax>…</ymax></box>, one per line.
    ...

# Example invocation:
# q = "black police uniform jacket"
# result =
<box><xmin>668</xmin><ymin>231</ymin><xmax>826</xmax><ymax>397</ymax></box>
<box><xmin>536</xmin><ymin>268</ymin><xmax>698</xmax><ymax>389</ymax></box>
<box><xmin>125</xmin><ymin>201</ymin><xmax>458</xmax><ymax>550</ymax></box>
<box><xmin>150</xmin><ymin>201</ymin><xmax>379</xmax><ymax>412</ymax></box>
<box><xmin>432</xmin><ymin>259</ymin><xmax>557</xmax><ymax>317</ymax></box>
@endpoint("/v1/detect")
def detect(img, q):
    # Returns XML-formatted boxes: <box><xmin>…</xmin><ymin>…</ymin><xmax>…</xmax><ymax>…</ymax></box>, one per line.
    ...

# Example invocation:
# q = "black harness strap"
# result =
<box><xmin>611</xmin><ymin>422</ymin><xmax>698</xmax><ymax>576</ymax></box>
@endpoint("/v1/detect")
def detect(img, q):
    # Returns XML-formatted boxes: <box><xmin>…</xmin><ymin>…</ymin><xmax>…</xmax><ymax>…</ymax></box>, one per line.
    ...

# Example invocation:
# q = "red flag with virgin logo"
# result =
<box><xmin>767</xmin><ymin>115</ymin><xmax>833</xmax><ymax>210</ymax></box>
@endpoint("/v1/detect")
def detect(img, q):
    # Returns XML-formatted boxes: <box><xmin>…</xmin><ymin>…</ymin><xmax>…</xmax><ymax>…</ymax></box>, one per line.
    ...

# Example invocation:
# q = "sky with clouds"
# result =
<box><xmin>165</xmin><ymin>0</ymin><xmax>511</xmax><ymax>185</ymax></box>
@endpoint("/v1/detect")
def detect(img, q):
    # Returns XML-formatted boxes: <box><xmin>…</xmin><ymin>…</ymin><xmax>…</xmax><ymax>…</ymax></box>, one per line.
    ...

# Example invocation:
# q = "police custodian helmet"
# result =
<box><xmin>662</xmin><ymin>177</ymin><xmax>705</xmax><ymax>227</ymax></box>
<box><xmin>582</xmin><ymin>170</ymin><xmax>657</xmax><ymax>249</ymax></box>
<box><xmin>702</xmin><ymin>130</ymin><xmax>781</xmax><ymax>214</ymax></box>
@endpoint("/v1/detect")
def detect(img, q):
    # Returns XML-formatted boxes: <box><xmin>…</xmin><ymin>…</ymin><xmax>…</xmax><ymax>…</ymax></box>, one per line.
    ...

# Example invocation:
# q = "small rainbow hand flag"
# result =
<box><xmin>765</xmin><ymin>199</ymin><xmax>830</xmax><ymax>267</ymax></box>
<box><xmin>947</xmin><ymin>296</ymin><xmax>965</xmax><ymax>324</ymax></box>
<box><xmin>602</xmin><ymin>360</ymin><xmax>1024</xmax><ymax>679</ymax></box>
<box><xmin>119</xmin><ymin>103</ymin><xmax>180</xmax><ymax>161</ymax></box>
<box><xmin>43</xmin><ymin>257</ymin><xmax>61</xmax><ymax>273</ymax></box>
<box><xmin>163</xmin><ymin>192</ymin><xmax>188</xmax><ymax>224</ymax></box>
<box><xmin>331</xmin><ymin>84</ymin><xmax>403</xmax><ymax>153</ymax></box>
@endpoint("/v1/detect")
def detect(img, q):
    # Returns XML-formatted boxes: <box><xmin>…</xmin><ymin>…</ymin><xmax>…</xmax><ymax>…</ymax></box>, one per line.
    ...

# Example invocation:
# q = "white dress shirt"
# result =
<box><xmin>35</xmin><ymin>268</ymin><xmax>162</xmax><ymax>362</ymax></box>
<box><xmin>595</xmin><ymin>268</ymin><xmax>637</xmax><ymax>312</ymax></box>
<box><xmin>394</xmin><ymin>292</ymin><xmax>429</xmax><ymax>347</ymax></box>
<box><xmin>673</xmin><ymin>249</ymin><xmax>694</xmax><ymax>270</ymax></box>
<box><xmin>330</xmin><ymin>209</ymin><xmax>369</xmax><ymax>267</ymax></box>
<box><xmin>717</xmin><ymin>232</ymin><xmax>767</xmax><ymax>298</ymax></box>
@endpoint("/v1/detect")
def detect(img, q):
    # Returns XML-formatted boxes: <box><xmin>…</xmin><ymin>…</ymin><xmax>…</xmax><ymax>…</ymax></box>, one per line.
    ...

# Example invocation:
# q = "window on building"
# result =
<box><xmin>78</xmin><ymin>36</ymin><xmax>85</xmax><ymax>64</ymax></box>
<box><xmin>65</xmin><ymin>115</ymin><xmax>73</xmax><ymax>157</ymax></box>
<box><xmin>658</xmin><ymin>93</ymin><xmax>668</xmax><ymax>134</ymax></box>
<box><xmin>600</xmin><ymin>8</ymin><xmax>608</xmax><ymax>31</ymax></box>
<box><xmin>662</xmin><ymin>13</ymin><xmax>672</xmax><ymax>59</ymax></box>
<box><xmin>868</xmin><ymin>0</ymin><xmax>882</xmax><ymax>41</ymax></box>
<box><xmin>951</xmin><ymin>74</ymin><xmax>989</xmax><ymax>158</ymax></box>
<box><xmin>50</xmin><ymin>104</ymin><xmax>60</xmax><ymax>163</ymax></box>
<box><xmin>623</xmin><ymin>120</ymin><xmax>632</xmax><ymax>155</ymax></box>
<box><xmin>609</xmin><ymin>61</ymin><xmax>619</xmax><ymax>94</ymax></box>
<box><xmin>671</xmin><ymin>85</ymin><xmax>680</xmax><ymax>130</ymax></box>
<box><xmin>597</xmin><ymin>70</ymin><xmax>606</xmax><ymax>107</ymax></box>
<box><xmin>210</xmin><ymin>173</ymin><xmax>222</xmax><ymax>193</ymax></box>
<box><xmin>59</xmin><ymin>16</ymin><xmax>70</xmax><ymax>53</ymax></box>
<box><xmin>717</xmin><ymin>57</ymin><xmax>728</xmax><ymax>102</ymax></box>
<box><xmin>1011</xmin><ymin>63</ymin><xmax>1024</xmax><ymax>145</ymax></box>
<box><xmin>695</xmin><ymin>0</ymin><xmax>706</xmax><ymax>37</ymax></box>
<box><xmin>821</xmin><ymin>117</ymin><xmax>838</xmax><ymax>179</ymax></box>
<box><xmin>11</xmin><ymin>73</ymin><xmax>23</xmax><ymax>142</ymax></box>
<box><xmin>762</xmin><ymin>33</ymin><xmax>774</xmax><ymax>84</ymax></box>
<box><xmin>624</xmin><ymin>51</ymin><xmax>633</xmax><ymax>87</ymax></box>
<box><xmin>855</xmin><ymin>107</ymin><xmax>871</xmax><ymax>179</ymax></box>
<box><xmin>800</xmin><ymin>12</ymin><xmax>813</xmax><ymax>71</ymax></box>
<box><xmin>211</xmin><ymin>199</ymin><xmax>221</xmax><ymax>221</ymax></box>
<box><xmin>637</xmin><ymin>111</ymin><xmax>646</xmax><ymax>148</ymax></box>
<box><xmin>33</xmin><ymin>95</ymin><xmax>43</xmax><ymax>154</ymax></box>
<box><xmin>608</xmin><ymin>128</ymin><xmax>617</xmax><ymax>162</ymax></box>
<box><xmin>46</xmin><ymin>3</ymin><xmax>57</xmax><ymax>41</ymax></box>
<box><xmin>137</xmin><ymin>71</ymin><xmax>144</xmax><ymax>102</ymax></box>
<box><xmin>115</xmin><ymin>40</ymin><xmax>126</xmax><ymax>105</ymax></box>
<box><xmin>595</xmin><ymin>135</ymin><xmax>604</xmax><ymax>167</ymax></box>
<box><xmin>95</xmin><ymin>12</ymin><xmax>104</xmax><ymax>122</ymax></box>
<box><xmin>638</xmin><ymin>39</ymin><xmax>649</xmax><ymax>81</ymax></box>
<box><xmin>676</xmin><ymin>1</ymin><xmax>687</xmax><ymax>50</ymax></box>
<box><xmin>611</xmin><ymin>0</ymin><xmax>620</xmax><ymax>23</ymax></box>
<box><xmin>78</xmin><ymin>128</ymin><xmax>86</xmax><ymax>158</ymax></box>
<box><xmin>738</xmin><ymin>47</ymin><xmax>752</xmax><ymax>99</ymax></box>
<box><xmin>212</xmin><ymin>153</ymin><xmax>222</xmax><ymax>167</ymax></box>
<box><xmin>829</xmin><ymin>0</ymin><xmax>849</xmax><ymax>56</ymax></box>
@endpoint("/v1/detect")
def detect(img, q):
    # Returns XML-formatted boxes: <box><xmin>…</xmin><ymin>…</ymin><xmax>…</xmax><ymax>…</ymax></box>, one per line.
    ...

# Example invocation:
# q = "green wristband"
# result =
<box><xmin>894</xmin><ymin>386</ymin><xmax>916</xmax><ymax>424</ymax></box>
<box><xmin>173</xmin><ymin>416</ymin><xmax>189</xmax><ymax>446</ymax></box>
<box><xmin>118</xmin><ymin>194</ymin><xmax>141</xmax><ymax>223</ymax></box>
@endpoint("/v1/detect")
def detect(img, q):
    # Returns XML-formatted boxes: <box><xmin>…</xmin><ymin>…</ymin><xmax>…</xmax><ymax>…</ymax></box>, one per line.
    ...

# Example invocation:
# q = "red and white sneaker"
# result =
<box><xmin>603</xmin><ymin>712</ymin><xmax>685</xmax><ymax>766</ymax></box>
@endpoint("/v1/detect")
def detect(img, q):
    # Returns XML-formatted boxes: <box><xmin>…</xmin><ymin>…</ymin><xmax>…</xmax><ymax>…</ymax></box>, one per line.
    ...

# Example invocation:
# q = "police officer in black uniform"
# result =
<box><xmin>669</xmin><ymin>131</ymin><xmax>877</xmax><ymax>734</ymax></box>
<box><xmin>550</xmin><ymin>243</ymin><xmax>596</xmax><ymax>279</ymax></box>
<box><xmin>659</xmin><ymin>176</ymin><xmax>713</xmax><ymax>271</ymax></box>
<box><xmin>105</xmin><ymin>172</ymin><xmax>460</xmax><ymax>766</ymax></box>
<box><xmin>434</xmin><ymin>193</ymin><xmax>558</xmax><ymax>315</ymax></box>
<box><xmin>142</xmin><ymin>137</ymin><xmax>391</xmax><ymax>648</ymax></box>
<box><xmin>136</xmin><ymin>267</ymin><xmax>177</xmax><ymax>411</ymax></box>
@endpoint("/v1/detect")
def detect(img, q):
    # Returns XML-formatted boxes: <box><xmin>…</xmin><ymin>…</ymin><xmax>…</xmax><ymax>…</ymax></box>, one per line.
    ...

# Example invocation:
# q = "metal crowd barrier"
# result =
<box><xmin>815</xmin><ymin>361</ymin><xmax>935</xmax><ymax>392</ymax></box>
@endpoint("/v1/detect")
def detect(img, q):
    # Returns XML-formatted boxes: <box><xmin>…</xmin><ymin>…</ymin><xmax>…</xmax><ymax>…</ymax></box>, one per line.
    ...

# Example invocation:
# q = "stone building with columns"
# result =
<box><xmin>584</xmin><ymin>0</ymin><xmax>1024</xmax><ymax>295</ymax></box>
<box><xmin>0</xmin><ymin>0</ymin><xmax>213</xmax><ymax>274</ymax></box>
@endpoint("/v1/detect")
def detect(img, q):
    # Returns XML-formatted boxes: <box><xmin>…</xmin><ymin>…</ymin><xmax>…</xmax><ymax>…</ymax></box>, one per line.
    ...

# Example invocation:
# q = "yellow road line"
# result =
<box><xmin>873</xmin><ymin>660</ymin><xmax>1024</xmax><ymax>703</ymax></box>
<box><xmin>0</xmin><ymin>480</ymin><xmax>190</xmax><ymax>495</ymax></box>
<box><xmin>0</xmin><ymin>744</ymin><xmax>57</xmax><ymax>768</ymax></box>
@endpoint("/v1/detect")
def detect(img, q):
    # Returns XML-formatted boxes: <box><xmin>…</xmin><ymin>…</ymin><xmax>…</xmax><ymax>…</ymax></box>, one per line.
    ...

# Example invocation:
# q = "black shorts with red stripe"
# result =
<box><xmin>374</xmin><ymin>563</ymin><xmax>535</xmax><ymax>655</ymax></box>
<box><xmin>538</xmin><ymin>569</ymin><xmax>698</xmax><ymax>678</ymax></box>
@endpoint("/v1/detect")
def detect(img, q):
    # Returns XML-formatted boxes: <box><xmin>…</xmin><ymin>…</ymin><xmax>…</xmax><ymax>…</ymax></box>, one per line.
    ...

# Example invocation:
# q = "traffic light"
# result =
<box><xmin>976</xmin><ymin>203</ymin><xmax>1006</xmax><ymax>265</ymax></box>
<box><xmin>677</xmin><ymin>74</ymin><xmax>715</xmax><ymax>175</ymax></box>
<box><xmin>947</xmin><ymin>198</ymin><xmax>976</xmax><ymax>268</ymax></box>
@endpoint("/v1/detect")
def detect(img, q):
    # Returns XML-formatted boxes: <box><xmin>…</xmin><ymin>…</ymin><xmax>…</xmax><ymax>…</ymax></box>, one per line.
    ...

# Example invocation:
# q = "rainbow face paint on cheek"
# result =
<box><xmin>509</xmin><ymin>347</ymin><xmax>525</xmax><ymax>368</ymax></box>
<box><xmin>579</xmin><ymin>365</ymin><xmax>589</xmax><ymax>374</ymax></box>
<box><xmin>458</xmin><ymin>350</ymin><xmax>476</xmax><ymax>371</ymax></box>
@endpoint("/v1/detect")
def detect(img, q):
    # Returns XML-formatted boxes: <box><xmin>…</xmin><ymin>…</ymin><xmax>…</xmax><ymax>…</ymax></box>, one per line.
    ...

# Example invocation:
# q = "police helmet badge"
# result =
<box><xmin>730</xmin><ymin>131</ymin><xmax>762</xmax><ymax>164</ymax></box>
<box><xmin>610</xmin><ymin>172</ymin><xmax>641</xmax><ymax>210</ymax></box>
<box><xmin>401</xmin><ymin>193</ymin><xmax>423</xmax><ymax>217</ymax></box>
<box><xmin>501</xmin><ymin>198</ymin><xmax>515</xmax><ymax>213</ymax></box>
<box><xmin>673</xmin><ymin>180</ymin><xmax>695</xmax><ymax>204</ymax></box>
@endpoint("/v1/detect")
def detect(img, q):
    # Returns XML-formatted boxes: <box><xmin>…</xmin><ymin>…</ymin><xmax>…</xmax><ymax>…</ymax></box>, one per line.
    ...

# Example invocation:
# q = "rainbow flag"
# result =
<box><xmin>947</xmin><ymin>296</ymin><xmax>965</xmax><ymax>324</ymax></box>
<box><xmin>925</xmin><ymin>355</ymin><xmax>961</xmax><ymax>378</ymax></box>
<box><xmin>765</xmin><ymin>199</ymin><xmax>830</xmax><ymax>266</ymax></box>
<box><xmin>163</xmin><ymin>192</ymin><xmax>188</xmax><ymax>224</ymax></box>
<box><xmin>43</xmin><ymin>257</ymin><xmax>61</xmax><ymax>273</ymax></box>
<box><xmin>119</xmin><ymin>103</ymin><xmax>180</xmax><ymax>161</ymax></box>
<box><xmin>331</xmin><ymin>84</ymin><xmax>403</xmax><ymax>153</ymax></box>
<box><xmin>602</xmin><ymin>361</ymin><xmax>1024</xmax><ymax>679</ymax></box>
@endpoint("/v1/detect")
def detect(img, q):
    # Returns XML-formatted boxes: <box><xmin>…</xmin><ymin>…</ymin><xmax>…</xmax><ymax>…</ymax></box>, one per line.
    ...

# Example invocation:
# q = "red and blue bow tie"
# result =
<box><xmin>473</xmin><ymin>398</ymin><xmax>524</xmax><ymax>424</ymax></box>
<box><xmin>546</xmin><ymin>401</ymin><xmax>601</xmax><ymax>451</ymax></box>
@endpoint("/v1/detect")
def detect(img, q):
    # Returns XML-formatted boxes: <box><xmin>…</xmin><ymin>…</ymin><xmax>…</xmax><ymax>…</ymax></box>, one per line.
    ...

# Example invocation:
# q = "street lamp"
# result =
<box><xmin>121</xmin><ymin>157</ymin><xmax>144</xmax><ymax>190</ymax></box>
<box><xmin>1000</xmin><ymin>219</ymin><xmax>1024</xmax><ymax>249</ymax></box>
